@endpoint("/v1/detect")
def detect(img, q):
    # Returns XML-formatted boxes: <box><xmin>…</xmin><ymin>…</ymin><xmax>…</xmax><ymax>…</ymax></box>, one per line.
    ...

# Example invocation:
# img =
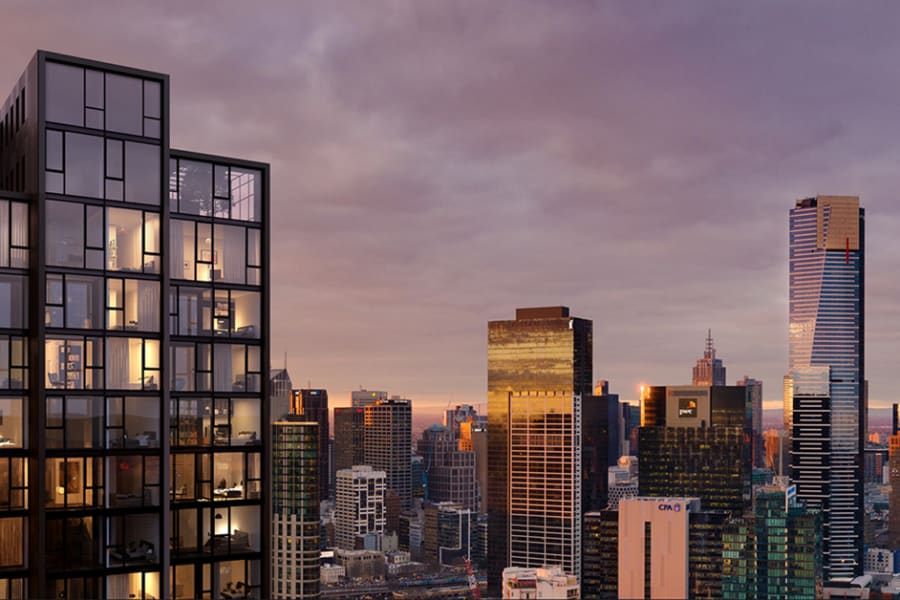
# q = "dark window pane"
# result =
<box><xmin>47</xmin><ymin>201</ymin><xmax>83</xmax><ymax>267</ymax></box>
<box><xmin>45</xmin><ymin>62</ymin><xmax>84</xmax><ymax>126</ymax></box>
<box><xmin>143</xmin><ymin>118</ymin><xmax>160</xmax><ymax>139</ymax></box>
<box><xmin>0</xmin><ymin>275</ymin><xmax>27</xmax><ymax>328</ymax></box>
<box><xmin>105</xmin><ymin>74</ymin><xmax>142</xmax><ymax>136</ymax></box>
<box><xmin>85</xmin><ymin>108</ymin><xmax>103</xmax><ymax>130</ymax></box>
<box><xmin>143</xmin><ymin>80</ymin><xmax>161</xmax><ymax>119</ymax></box>
<box><xmin>64</xmin><ymin>133</ymin><xmax>103</xmax><ymax>198</ymax></box>
<box><xmin>46</xmin><ymin>130</ymin><xmax>63</xmax><ymax>171</ymax></box>
<box><xmin>85</xmin><ymin>205</ymin><xmax>103</xmax><ymax>248</ymax></box>
<box><xmin>124</xmin><ymin>142</ymin><xmax>160</xmax><ymax>205</ymax></box>
<box><xmin>85</xmin><ymin>70</ymin><xmax>104</xmax><ymax>108</ymax></box>
<box><xmin>106</xmin><ymin>140</ymin><xmax>123</xmax><ymax>179</ymax></box>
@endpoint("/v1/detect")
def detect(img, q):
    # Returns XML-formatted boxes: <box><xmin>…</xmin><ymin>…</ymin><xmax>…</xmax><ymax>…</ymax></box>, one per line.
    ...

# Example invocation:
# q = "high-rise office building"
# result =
<box><xmin>893</xmin><ymin>404</ymin><xmax>899</xmax><ymax>436</ymax></box>
<box><xmin>583</xmin><ymin>499</ymin><xmax>728</xmax><ymax>600</ymax></box>
<box><xmin>722</xmin><ymin>483</ymin><xmax>821</xmax><ymax>600</ymax></box>
<box><xmin>487</xmin><ymin>306</ymin><xmax>591</xmax><ymax>593</ymax></box>
<box><xmin>0</xmin><ymin>51</ymin><xmax>270</xmax><ymax>599</ymax></box>
<box><xmin>692</xmin><ymin>330</ymin><xmax>726</xmax><ymax>386</ymax></box>
<box><xmin>617</xmin><ymin>497</ymin><xmax>728</xmax><ymax>600</ymax></box>
<box><xmin>638</xmin><ymin>385</ymin><xmax>751</xmax><ymax>515</ymax></box>
<box><xmin>333</xmin><ymin>406</ymin><xmax>365</xmax><ymax>473</ymax></box>
<box><xmin>272</xmin><ymin>417</ymin><xmax>320</xmax><ymax>599</ymax></box>
<box><xmin>334</xmin><ymin>465</ymin><xmax>386</xmax><ymax>551</ymax></box>
<box><xmin>583</xmin><ymin>380</ymin><xmax>621</xmax><ymax>512</ymax></box>
<box><xmin>363</xmin><ymin>397</ymin><xmax>412</xmax><ymax>511</ymax></box>
<box><xmin>736</xmin><ymin>376</ymin><xmax>763</xmax><ymax>468</ymax></box>
<box><xmin>470</xmin><ymin>424</ymin><xmax>487</xmax><ymax>513</ymax></box>
<box><xmin>889</xmin><ymin>435</ymin><xmax>900</xmax><ymax>548</ymax></box>
<box><xmin>788</xmin><ymin>196</ymin><xmax>864</xmax><ymax>579</ymax></box>
<box><xmin>421</xmin><ymin>501</ymin><xmax>477</xmax><ymax>567</ymax></box>
<box><xmin>293</xmin><ymin>389</ymin><xmax>329</xmax><ymax>503</ymax></box>
<box><xmin>417</xmin><ymin>425</ymin><xmax>477</xmax><ymax>510</ymax></box>
<box><xmin>443</xmin><ymin>404</ymin><xmax>486</xmax><ymax>443</ymax></box>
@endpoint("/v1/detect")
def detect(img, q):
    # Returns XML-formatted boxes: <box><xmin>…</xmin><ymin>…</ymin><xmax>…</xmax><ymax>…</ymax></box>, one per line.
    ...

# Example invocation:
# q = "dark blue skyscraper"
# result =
<box><xmin>788</xmin><ymin>196</ymin><xmax>864</xmax><ymax>579</ymax></box>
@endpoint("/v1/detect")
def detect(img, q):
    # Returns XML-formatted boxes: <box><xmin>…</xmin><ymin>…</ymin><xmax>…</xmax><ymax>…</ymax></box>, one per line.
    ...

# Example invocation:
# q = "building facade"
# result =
<box><xmin>638</xmin><ymin>385</ymin><xmax>751</xmax><ymax>515</ymax></box>
<box><xmin>334</xmin><ymin>465</ymin><xmax>386</xmax><ymax>551</ymax></box>
<box><xmin>487</xmin><ymin>307</ymin><xmax>591</xmax><ymax>593</ymax></box>
<box><xmin>582</xmin><ymin>381</ymin><xmax>620</xmax><ymax>512</ymax></box>
<box><xmin>736</xmin><ymin>376</ymin><xmax>763</xmax><ymax>468</ymax></box>
<box><xmin>272</xmin><ymin>418</ymin><xmax>320</xmax><ymax>599</ymax></box>
<box><xmin>721</xmin><ymin>485</ymin><xmax>821</xmax><ymax>600</ymax></box>
<box><xmin>0</xmin><ymin>51</ymin><xmax>270</xmax><ymax>599</ymax></box>
<box><xmin>417</xmin><ymin>425</ymin><xmax>477</xmax><ymax>510</ymax></box>
<box><xmin>502</xmin><ymin>566</ymin><xmax>580</xmax><ymax>600</ymax></box>
<box><xmin>363</xmin><ymin>397</ymin><xmax>412</xmax><ymax>510</ymax></box>
<box><xmin>333</xmin><ymin>406</ymin><xmax>364</xmax><ymax>474</ymax></box>
<box><xmin>293</xmin><ymin>389</ymin><xmax>329</xmax><ymax>503</ymax></box>
<box><xmin>788</xmin><ymin>196</ymin><xmax>865</xmax><ymax>578</ymax></box>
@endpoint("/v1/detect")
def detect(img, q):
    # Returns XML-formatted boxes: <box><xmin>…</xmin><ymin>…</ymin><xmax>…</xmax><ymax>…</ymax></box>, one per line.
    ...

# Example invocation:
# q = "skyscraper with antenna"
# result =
<box><xmin>692</xmin><ymin>329</ymin><xmax>726</xmax><ymax>386</ymax></box>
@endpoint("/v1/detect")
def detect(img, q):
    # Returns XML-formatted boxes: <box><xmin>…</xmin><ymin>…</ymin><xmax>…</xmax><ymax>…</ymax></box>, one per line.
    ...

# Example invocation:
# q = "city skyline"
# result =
<box><xmin>6</xmin><ymin>5</ymin><xmax>900</xmax><ymax>425</ymax></box>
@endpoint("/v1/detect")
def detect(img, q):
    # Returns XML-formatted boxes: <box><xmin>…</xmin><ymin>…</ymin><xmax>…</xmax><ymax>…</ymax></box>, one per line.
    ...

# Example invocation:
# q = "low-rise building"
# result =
<box><xmin>502</xmin><ymin>566</ymin><xmax>579</xmax><ymax>600</ymax></box>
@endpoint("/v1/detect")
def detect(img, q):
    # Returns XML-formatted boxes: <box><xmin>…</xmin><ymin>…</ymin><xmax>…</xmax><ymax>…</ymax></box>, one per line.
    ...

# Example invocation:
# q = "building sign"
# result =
<box><xmin>678</xmin><ymin>398</ymin><xmax>697</xmax><ymax>418</ymax></box>
<box><xmin>657</xmin><ymin>503</ymin><xmax>682</xmax><ymax>512</ymax></box>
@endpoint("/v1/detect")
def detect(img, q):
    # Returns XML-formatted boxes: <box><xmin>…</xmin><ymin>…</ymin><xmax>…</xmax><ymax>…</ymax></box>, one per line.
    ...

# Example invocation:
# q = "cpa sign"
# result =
<box><xmin>657</xmin><ymin>503</ymin><xmax>683</xmax><ymax>512</ymax></box>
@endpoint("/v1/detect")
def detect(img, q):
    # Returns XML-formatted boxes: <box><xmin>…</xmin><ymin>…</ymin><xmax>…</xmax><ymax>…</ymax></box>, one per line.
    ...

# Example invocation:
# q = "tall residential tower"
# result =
<box><xmin>788</xmin><ymin>196</ymin><xmax>864</xmax><ymax>579</ymax></box>
<box><xmin>0</xmin><ymin>51</ymin><xmax>271</xmax><ymax>599</ymax></box>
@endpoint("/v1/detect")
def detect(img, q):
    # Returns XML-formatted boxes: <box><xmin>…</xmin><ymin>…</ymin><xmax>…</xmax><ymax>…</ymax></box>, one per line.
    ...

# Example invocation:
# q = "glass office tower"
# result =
<box><xmin>0</xmin><ymin>51</ymin><xmax>270</xmax><ymax>599</ymax></box>
<box><xmin>487</xmin><ymin>307</ymin><xmax>592</xmax><ymax>594</ymax></box>
<box><xmin>272</xmin><ymin>417</ymin><xmax>319</xmax><ymax>599</ymax></box>
<box><xmin>788</xmin><ymin>196</ymin><xmax>864</xmax><ymax>579</ymax></box>
<box><xmin>293</xmin><ymin>389</ymin><xmax>329</xmax><ymax>503</ymax></box>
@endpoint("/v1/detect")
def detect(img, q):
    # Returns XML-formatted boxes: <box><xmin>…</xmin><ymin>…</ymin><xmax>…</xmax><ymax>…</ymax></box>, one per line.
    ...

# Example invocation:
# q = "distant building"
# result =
<box><xmin>721</xmin><ymin>484</ymin><xmax>821</xmax><ymax>600</ymax></box>
<box><xmin>863</xmin><ymin>548</ymin><xmax>898</xmax><ymax>574</ymax></box>
<box><xmin>270</xmin><ymin>368</ymin><xmax>293</xmax><ymax>422</ymax></box>
<box><xmin>617</xmin><ymin>497</ymin><xmax>727</xmax><ymax>599</ymax></box>
<box><xmin>335</xmin><ymin>466</ymin><xmax>386</xmax><ymax>551</ymax></box>
<box><xmin>736</xmin><ymin>376</ymin><xmax>764</xmax><ymax>468</ymax></box>
<box><xmin>444</xmin><ymin>404</ymin><xmax>487</xmax><ymax>441</ymax></box>
<box><xmin>638</xmin><ymin>385</ymin><xmax>751</xmax><ymax>515</ymax></box>
<box><xmin>582</xmin><ymin>511</ymin><xmax>619</xmax><ymax>600</ymax></box>
<box><xmin>865</xmin><ymin>446</ymin><xmax>889</xmax><ymax>484</ymax></box>
<box><xmin>487</xmin><ymin>307</ymin><xmax>591</xmax><ymax>593</ymax></box>
<box><xmin>889</xmin><ymin>435</ymin><xmax>900</xmax><ymax>548</ymax></box>
<box><xmin>582</xmin><ymin>380</ymin><xmax>620</xmax><ymax>512</ymax></box>
<box><xmin>502</xmin><ymin>566</ymin><xmax>579</xmax><ymax>600</ymax></box>
<box><xmin>352</xmin><ymin>389</ymin><xmax>387</xmax><ymax>408</ymax></box>
<box><xmin>692</xmin><ymin>330</ymin><xmax>726</xmax><ymax>386</ymax></box>
<box><xmin>272</xmin><ymin>417</ymin><xmax>320</xmax><ymax>599</ymax></box>
<box><xmin>418</xmin><ymin>425</ymin><xmax>477</xmax><ymax>510</ymax></box>
<box><xmin>294</xmin><ymin>389</ymin><xmax>330</xmax><ymax>502</ymax></box>
<box><xmin>422</xmin><ymin>502</ymin><xmax>476</xmax><ymax>567</ymax></box>
<box><xmin>364</xmin><ymin>398</ymin><xmax>412</xmax><ymax>510</ymax></box>
<box><xmin>333</xmin><ymin>406</ymin><xmax>365</xmax><ymax>473</ymax></box>
<box><xmin>471</xmin><ymin>425</ymin><xmax>488</xmax><ymax>513</ymax></box>
<box><xmin>335</xmin><ymin>549</ymin><xmax>386</xmax><ymax>580</ymax></box>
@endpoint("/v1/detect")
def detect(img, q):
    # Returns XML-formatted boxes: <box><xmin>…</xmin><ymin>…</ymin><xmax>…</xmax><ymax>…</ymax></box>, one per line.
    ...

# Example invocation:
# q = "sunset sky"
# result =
<box><xmin>3</xmin><ymin>2</ymin><xmax>899</xmax><ymax>429</ymax></box>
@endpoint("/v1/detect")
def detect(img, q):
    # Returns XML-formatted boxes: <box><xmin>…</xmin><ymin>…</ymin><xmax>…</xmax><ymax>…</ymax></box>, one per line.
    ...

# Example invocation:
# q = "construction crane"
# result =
<box><xmin>464</xmin><ymin>557</ymin><xmax>481</xmax><ymax>600</ymax></box>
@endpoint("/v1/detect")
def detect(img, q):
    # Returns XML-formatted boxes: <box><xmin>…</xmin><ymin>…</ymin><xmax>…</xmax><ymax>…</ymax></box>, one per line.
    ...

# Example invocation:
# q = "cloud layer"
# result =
<box><xmin>2</xmin><ymin>2</ymin><xmax>899</xmax><ymax>427</ymax></box>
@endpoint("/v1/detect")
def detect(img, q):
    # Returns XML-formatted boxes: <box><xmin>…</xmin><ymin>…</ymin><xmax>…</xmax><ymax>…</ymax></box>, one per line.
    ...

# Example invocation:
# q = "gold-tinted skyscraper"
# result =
<box><xmin>487</xmin><ymin>307</ymin><xmax>592</xmax><ymax>594</ymax></box>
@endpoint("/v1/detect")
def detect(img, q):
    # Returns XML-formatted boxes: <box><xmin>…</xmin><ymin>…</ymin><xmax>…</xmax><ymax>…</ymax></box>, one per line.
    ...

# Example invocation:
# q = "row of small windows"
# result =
<box><xmin>46</xmin><ymin>61</ymin><xmax>161</xmax><ymax>138</ymax></box>
<box><xmin>43</xmin><ymin>337</ymin><xmax>261</xmax><ymax>393</ymax></box>
<box><xmin>0</xmin><ymin>86</ymin><xmax>25</xmax><ymax>152</ymax></box>
<box><xmin>44</xmin><ymin>199</ymin><xmax>262</xmax><ymax>286</ymax></box>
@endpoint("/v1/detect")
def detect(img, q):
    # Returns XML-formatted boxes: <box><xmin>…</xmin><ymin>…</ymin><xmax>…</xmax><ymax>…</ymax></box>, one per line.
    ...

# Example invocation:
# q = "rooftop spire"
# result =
<box><xmin>705</xmin><ymin>329</ymin><xmax>715</xmax><ymax>359</ymax></box>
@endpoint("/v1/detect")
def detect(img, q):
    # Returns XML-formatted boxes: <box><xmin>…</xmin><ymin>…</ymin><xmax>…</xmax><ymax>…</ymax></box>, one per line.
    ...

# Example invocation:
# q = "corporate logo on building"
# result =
<box><xmin>678</xmin><ymin>398</ymin><xmax>698</xmax><ymax>418</ymax></box>
<box><xmin>657</xmin><ymin>503</ymin><xmax>683</xmax><ymax>512</ymax></box>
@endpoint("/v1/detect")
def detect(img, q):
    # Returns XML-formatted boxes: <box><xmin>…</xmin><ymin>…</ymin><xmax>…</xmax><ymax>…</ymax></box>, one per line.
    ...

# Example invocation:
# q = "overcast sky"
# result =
<box><xmin>3</xmin><ymin>2</ymin><xmax>899</xmax><ymax>429</ymax></box>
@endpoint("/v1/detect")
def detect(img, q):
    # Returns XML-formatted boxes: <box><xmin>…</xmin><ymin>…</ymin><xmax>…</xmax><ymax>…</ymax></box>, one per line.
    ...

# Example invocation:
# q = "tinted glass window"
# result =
<box><xmin>47</xmin><ymin>201</ymin><xmax>83</xmax><ymax>267</ymax></box>
<box><xmin>64</xmin><ymin>133</ymin><xmax>103</xmax><ymax>198</ymax></box>
<box><xmin>105</xmin><ymin>74</ymin><xmax>142</xmax><ymax>136</ymax></box>
<box><xmin>124</xmin><ymin>142</ymin><xmax>160</xmax><ymax>205</ymax></box>
<box><xmin>45</xmin><ymin>62</ymin><xmax>84</xmax><ymax>126</ymax></box>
